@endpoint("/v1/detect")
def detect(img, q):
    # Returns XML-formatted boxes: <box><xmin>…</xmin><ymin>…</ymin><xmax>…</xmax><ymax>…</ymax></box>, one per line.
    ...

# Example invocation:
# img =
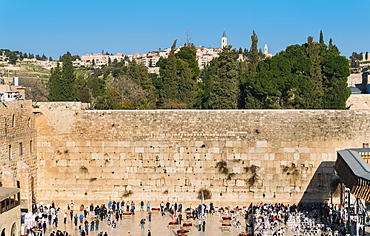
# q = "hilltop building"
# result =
<box><xmin>72</xmin><ymin>32</ymin><xmax>273</xmax><ymax>71</ymax></box>
<box><xmin>0</xmin><ymin>77</ymin><xmax>25</xmax><ymax>103</ymax></box>
<box><xmin>221</xmin><ymin>31</ymin><xmax>228</xmax><ymax>48</ymax></box>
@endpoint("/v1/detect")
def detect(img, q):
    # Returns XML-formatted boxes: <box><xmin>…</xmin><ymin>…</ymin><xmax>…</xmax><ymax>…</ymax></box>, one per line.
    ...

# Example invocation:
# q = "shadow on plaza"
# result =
<box><xmin>298</xmin><ymin>161</ymin><xmax>339</xmax><ymax>206</ymax></box>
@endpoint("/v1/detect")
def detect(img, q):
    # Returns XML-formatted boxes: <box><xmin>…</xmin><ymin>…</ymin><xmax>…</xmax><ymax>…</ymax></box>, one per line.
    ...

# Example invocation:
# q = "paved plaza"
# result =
<box><xmin>40</xmin><ymin>208</ymin><xmax>262</xmax><ymax>236</ymax></box>
<box><xmin>31</xmin><ymin>203</ymin><xmax>370</xmax><ymax>236</ymax></box>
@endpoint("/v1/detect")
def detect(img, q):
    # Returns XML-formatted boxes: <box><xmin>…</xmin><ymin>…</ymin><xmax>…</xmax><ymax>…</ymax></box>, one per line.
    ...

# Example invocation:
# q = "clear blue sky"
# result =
<box><xmin>0</xmin><ymin>0</ymin><xmax>367</xmax><ymax>59</ymax></box>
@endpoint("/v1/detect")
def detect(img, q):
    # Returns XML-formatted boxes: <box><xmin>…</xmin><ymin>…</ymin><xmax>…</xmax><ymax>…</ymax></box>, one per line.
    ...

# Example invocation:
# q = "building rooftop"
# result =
<box><xmin>0</xmin><ymin>187</ymin><xmax>19</xmax><ymax>202</ymax></box>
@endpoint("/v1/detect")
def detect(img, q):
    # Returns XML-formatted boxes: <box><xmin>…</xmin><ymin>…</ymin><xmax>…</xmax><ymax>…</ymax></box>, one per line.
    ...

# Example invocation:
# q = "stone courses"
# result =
<box><xmin>4</xmin><ymin>101</ymin><xmax>370</xmax><ymax>209</ymax></box>
<box><xmin>31</xmin><ymin>104</ymin><xmax>370</xmax><ymax>207</ymax></box>
<box><xmin>0</xmin><ymin>100</ymin><xmax>37</xmax><ymax>209</ymax></box>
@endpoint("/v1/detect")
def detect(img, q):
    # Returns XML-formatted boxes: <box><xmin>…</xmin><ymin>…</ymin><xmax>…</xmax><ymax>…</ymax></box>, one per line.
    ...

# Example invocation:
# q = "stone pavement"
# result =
<box><xmin>43</xmin><ymin>209</ymin><xmax>259</xmax><ymax>236</ymax></box>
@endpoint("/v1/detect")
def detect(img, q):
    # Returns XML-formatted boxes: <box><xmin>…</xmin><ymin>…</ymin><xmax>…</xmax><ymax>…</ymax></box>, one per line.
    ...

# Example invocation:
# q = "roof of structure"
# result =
<box><xmin>0</xmin><ymin>187</ymin><xmax>19</xmax><ymax>202</ymax></box>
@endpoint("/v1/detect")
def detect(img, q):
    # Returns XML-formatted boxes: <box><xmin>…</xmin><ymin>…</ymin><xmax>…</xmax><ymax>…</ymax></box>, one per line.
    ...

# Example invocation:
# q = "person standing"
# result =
<box><xmin>54</xmin><ymin>215</ymin><xmax>58</xmax><ymax>227</ymax></box>
<box><xmin>127</xmin><ymin>232</ymin><xmax>132</xmax><ymax>236</ymax></box>
<box><xmin>131</xmin><ymin>204</ymin><xmax>136</xmax><ymax>215</ymax></box>
<box><xmin>146</xmin><ymin>201</ymin><xmax>151</xmax><ymax>211</ymax></box>
<box><xmin>74</xmin><ymin>214</ymin><xmax>78</xmax><ymax>226</ymax></box>
<box><xmin>147</xmin><ymin>229</ymin><xmax>151</xmax><ymax>236</ymax></box>
<box><xmin>140</xmin><ymin>218</ymin><xmax>145</xmax><ymax>229</ymax></box>
<box><xmin>91</xmin><ymin>220</ymin><xmax>95</xmax><ymax>232</ymax></box>
<box><xmin>148</xmin><ymin>211</ymin><xmax>152</xmax><ymax>222</ymax></box>
<box><xmin>126</xmin><ymin>202</ymin><xmax>130</xmax><ymax>212</ymax></box>
<box><xmin>64</xmin><ymin>212</ymin><xmax>67</xmax><ymax>224</ymax></box>
<box><xmin>95</xmin><ymin>218</ymin><xmax>99</xmax><ymax>231</ymax></box>
<box><xmin>201</xmin><ymin>219</ymin><xmax>206</xmax><ymax>232</ymax></box>
<box><xmin>42</xmin><ymin>221</ymin><xmax>47</xmax><ymax>234</ymax></box>
<box><xmin>178</xmin><ymin>213</ymin><xmax>182</xmax><ymax>225</ymax></box>
<box><xmin>140</xmin><ymin>201</ymin><xmax>144</xmax><ymax>211</ymax></box>
<box><xmin>70</xmin><ymin>210</ymin><xmax>73</xmax><ymax>221</ymax></box>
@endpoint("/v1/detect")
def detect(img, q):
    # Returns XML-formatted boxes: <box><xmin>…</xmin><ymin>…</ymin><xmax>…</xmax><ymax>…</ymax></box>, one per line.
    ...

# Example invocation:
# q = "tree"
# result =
<box><xmin>158</xmin><ymin>41</ymin><xmax>199</xmax><ymax>108</ymax></box>
<box><xmin>302</xmin><ymin>36</ymin><xmax>324</xmax><ymax>108</ymax></box>
<box><xmin>203</xmin><ymin>46</ymin><xmax>240</xmax><ymax>109</ymax></box>
<box><xmin>161</xmin><ymin>40</ymin><xmax>178</xmax><ymax>102</ymax></box>
<box><xmin>319</xmin><ymin>30</ymin><xmax>324</xmax><ymax>44</ymax></box>
<box><xmin>250</xmin><ymin>31</ymin><xmax>259</xmax><ymax>65</ymax></box>
<box><xmin>244</xmin><ymin>36</ymin><xmax>349</xmax><ymax>109</ymax></box>
<box><xmin>41</xmin><ymin>54</ymin><xmax>47</xmax><ymax>61</ymax></box>
<box><xmin>47</xmin><ymin>52</ymin><xmax>77</xmax><ymax>101</ymax></box>
<box><xmin>19</xmin><ymin>78</ymin><xmax>49</xmax><ymax>102</ymax></box>
<box><xmin>8</xmin><ymin>51</ymin><xmax>18</xmax><ymax>65</ymax></box>
<box><xmin>47</xmin><ymin>63</ymin><xmax>62</xmax><ymax>101</ymax></box>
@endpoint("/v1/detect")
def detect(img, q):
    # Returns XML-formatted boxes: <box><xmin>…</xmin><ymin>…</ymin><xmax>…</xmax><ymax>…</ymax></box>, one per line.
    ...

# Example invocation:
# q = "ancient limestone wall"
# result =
<box><xmin>34</xmin><ymin>103</ymin><xmax>370</xmax><ymax>207</ymax></box>
<box><xmin>347</xmin><ymin>94</ymin><xmax>370</xmax><ymax>109</ymax></box>
<box><xmin>0</xmin><ymin>100</ymin><xmax>37</xmax><ymax>209</ymax></box>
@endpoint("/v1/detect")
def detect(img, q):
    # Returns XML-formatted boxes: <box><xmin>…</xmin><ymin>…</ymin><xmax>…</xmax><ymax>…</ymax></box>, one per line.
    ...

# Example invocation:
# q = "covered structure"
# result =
<box><xmin>335</xmin><ymin>148</ymin><xmax>370</xmax><ymax>201</ymax></box>
<box><xmin>0</xmin><ymin>187</ymin><xmax>20</xmax><ymax>236</ymax></box>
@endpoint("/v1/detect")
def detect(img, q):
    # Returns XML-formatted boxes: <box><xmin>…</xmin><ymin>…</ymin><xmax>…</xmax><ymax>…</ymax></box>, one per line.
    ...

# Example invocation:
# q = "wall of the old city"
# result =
<box><xmin>0</xmin><ymin>100</ymin><xmax>37</xmax><ymax>209</ymax></box>
<box><xmin>34</xmin><ymin>103</ymin><xmax>370</xmax><ymax>207</ymax></box>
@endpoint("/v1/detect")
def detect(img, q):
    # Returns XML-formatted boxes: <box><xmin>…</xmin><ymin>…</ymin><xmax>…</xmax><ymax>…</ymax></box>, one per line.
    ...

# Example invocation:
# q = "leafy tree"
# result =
<box><xmin>350</xmin><ymin>52</ymin><xmax>362</xmax><ymax>68</ymax></box>
<box><xmin>176</xmin><ymin>45</ymin><xmax>200</xmax><ymax>78</ymax></box>
<box><xmin>41</xmin><ymin>54</ymin><xmax>47</xmax><ymax>61</ymax></box>
<box><xmin>159</xmin><ymin>41</ymin><xmax>198</xmax><ymax>108</ymax></box>
<box><xmin>48</xmin><ymin>52</ymin><xmax>77</xmax><ymax>101</ymax></box>
<box><xmin>203</xmin><ymin>46</ymin><xmax>240</xmax><ymax>109</ymax></box>
<box><xmin>8</xmin><ymin>51</ymin><xmax>18</xmax><ymax>65</ymax></box>
<box><xmin>244</xmin><ymin>35</ymin><xmax>349</xmax><ymax>109</ymax></box>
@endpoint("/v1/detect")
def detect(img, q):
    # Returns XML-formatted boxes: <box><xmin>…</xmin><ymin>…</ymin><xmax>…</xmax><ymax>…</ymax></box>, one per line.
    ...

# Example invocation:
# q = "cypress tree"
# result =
<box><xmin>48</xmin><ymin>52</ymin><xmax>77</xmax><ymax>101</ymax></box>
<box><xmin>204</xmin><ymin>46</ymin><xmax>240</xmax><ymax>109</ymax></box>
<box><xmin>319</xmin><ymin>30</ymin><xmax>324</xmax><ymax>44</ymax></box>
<box><xmin>161</xmin><ymin>40</ymin><xmax>179</xmax><ymax>101</ymax></box>
<box><xmin>303</xmin><ymin>36</ymin><xmax>324</xmax><ymax>108</ymax></box>
<box><xmin>47</xmin><ymin>63</ymin><xmax>62</xmax><ymax>101</ymax></box>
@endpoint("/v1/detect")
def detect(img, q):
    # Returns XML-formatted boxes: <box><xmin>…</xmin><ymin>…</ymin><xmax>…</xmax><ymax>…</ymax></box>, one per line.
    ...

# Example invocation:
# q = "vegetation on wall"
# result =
<box><xmin>197</xmin><ymin>188</ymin><xmax>212</xmax><ymax>200</ymax></box>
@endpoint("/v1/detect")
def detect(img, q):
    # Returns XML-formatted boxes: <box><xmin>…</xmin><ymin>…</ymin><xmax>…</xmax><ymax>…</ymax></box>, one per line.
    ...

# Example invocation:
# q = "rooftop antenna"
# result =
<box><xmin>186</xmin><ymin>29</ymin><xmax>192</xmax><ymax>46</ymax></box>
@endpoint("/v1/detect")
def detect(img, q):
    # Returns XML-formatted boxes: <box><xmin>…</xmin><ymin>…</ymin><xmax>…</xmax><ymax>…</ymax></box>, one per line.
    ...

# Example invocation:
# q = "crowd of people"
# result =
<box><xmin>22</xmin><ymin>200</ymin><xmax>366</xmax><ymax>236</ymax></box>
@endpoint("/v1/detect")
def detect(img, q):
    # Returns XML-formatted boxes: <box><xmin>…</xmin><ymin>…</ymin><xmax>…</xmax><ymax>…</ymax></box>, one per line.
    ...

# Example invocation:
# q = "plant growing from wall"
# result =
<box><xmin>80</xmin><ymin>165</ymin><xmax>88</xmax><ymax>173</ymax></box>
<box><xmin>216</xmin><ymin>160</ymin><xmax>229</xmax><ymax>174</ymax></box>
<box><xmin>163</xmin><ymin>189</ymin><xmax>169</xmax><ymax>195</ymax></box>
<box><xmin>227</xmin><ymin>173</ymin><xmax>236</xmax><ymax>180</ymax></box>
<box><xmin>122</xmin><ymin>190</ymin><xmax>133</xmax><ymax>197</ymax></box>
<box><xmin>90</xmin><ymin>178</ymin><xmax>97</xmax><ymax>182</ymax></box>
<box><xmin>244</xmin><ymin>164</ymin><xmax>260</xmax><ymax>186</ymax></box>
<box><xmin>197</xmin><ymin>188</ymin><xmax>212</xmax><ymax>200</ymax></box>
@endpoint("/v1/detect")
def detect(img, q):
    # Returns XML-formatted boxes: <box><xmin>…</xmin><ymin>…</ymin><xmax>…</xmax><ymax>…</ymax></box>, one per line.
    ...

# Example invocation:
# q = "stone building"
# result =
<box><xmin>3</xmin><ymin>100</ymin><xmax>370</xmax><ymax>211</ymax></box>
<box><xmin>0</xmin><ymin>187</ymin><xmax>21</xmax><ymax>236</ymax></box>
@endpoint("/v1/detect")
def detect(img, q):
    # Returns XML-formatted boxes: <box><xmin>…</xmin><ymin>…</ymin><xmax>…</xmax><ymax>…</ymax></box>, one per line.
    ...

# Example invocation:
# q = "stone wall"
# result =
<box><xmin>0</xmin><ymin>100</ymin><xmax>37</xmax><ymax>209</ymax></box>
<box><xmin>34</xmin><ymin>103</ymin><xmax>370</xmax><ymax>206</ymax></box>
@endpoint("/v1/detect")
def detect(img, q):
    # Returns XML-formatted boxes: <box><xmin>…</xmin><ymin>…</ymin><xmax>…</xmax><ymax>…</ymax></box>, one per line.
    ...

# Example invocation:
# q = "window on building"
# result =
<box><xmin>11</xmin><ymin>114</ymin><xmax>15</xmax><ymax>128</ymax></box>
<box><xmin>30</xmin><ymin>140</ymin><xmax>33</xmax><ymax>154</ymax></box>
<box><xmin>8</xmin><ymin>145</ymin><xmax>12</xmax><ymax>159</ymax></box>
<box><xmin>19</xmin><ymin>142</ymin><xmax>23</xmax><ymax>156</ymax></box>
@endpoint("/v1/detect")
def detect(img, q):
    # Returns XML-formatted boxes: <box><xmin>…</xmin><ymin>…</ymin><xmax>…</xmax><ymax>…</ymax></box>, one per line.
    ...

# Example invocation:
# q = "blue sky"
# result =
<box><xmin>0</xmin><ymin>0</ymin><xmax>367</xmax><ymax>59</ymax></box>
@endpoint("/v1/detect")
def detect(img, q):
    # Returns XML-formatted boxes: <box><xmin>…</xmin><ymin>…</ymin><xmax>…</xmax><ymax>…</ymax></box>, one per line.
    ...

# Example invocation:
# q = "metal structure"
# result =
<box><xmin>335</xmin><ymin>148</ymin><xmax>370</xmax><ymax>235</ymax></box>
